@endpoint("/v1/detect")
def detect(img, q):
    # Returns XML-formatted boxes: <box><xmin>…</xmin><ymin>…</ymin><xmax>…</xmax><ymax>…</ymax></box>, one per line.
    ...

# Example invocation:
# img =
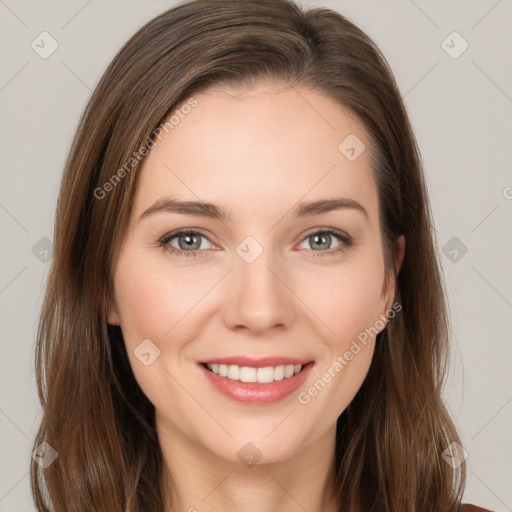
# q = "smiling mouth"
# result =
<box><xmin>201</xmin><ymin>362</ymin><xmax>312</xmax><ymax>384</ymax></box>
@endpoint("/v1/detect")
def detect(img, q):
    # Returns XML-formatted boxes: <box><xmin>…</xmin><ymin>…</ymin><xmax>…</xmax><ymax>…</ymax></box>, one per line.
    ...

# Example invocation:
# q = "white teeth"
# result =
<box><xmin>257</xmin><ymin>366</ymin><xmax>274</xmax><ymax>383</ymax></box>
<box><xmin>284</xmin><ymin>365</ymin><xmax>295</xmax><ymax>378</ymax></box>
<box><xmin>227</xmin><ymin>365</ymin><xmax>239</xmax><ymax>380</ymax></box>
<box><xmin>205</xmin><ymin>363</ymin><xmax>304</xmax><ymax>383</ymax></box>
<box><xmin>239</xmin><ymin>366</ymin><xmax>256</xmax><ymax>382</ymax></box>
<box><xmin>273</xmin><ymin>365</ymin><xmax>285</xmax><ymax>381</ymax></box>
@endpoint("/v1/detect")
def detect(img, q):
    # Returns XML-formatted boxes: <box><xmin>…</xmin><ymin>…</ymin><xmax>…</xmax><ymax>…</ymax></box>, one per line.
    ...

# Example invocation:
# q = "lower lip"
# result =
<box><xmin>198</xmin><ymin>362</ymin><xmax>314</xmax><ymax>404</ymax></box>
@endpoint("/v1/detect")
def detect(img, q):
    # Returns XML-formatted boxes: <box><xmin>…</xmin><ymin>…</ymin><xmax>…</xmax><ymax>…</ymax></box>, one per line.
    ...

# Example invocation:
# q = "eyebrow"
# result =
<box><xmin>139</xmin><ymin>197</ymin><xmax>369</xmax><ymax>221</ymax></box>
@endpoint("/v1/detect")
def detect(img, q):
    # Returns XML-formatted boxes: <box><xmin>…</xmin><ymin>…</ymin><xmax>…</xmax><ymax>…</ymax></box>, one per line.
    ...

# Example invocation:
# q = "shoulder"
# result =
<box><xmin>460</xmin><ymin>504</ymin><xmax>494</xmax><ymax>512</ymax></box>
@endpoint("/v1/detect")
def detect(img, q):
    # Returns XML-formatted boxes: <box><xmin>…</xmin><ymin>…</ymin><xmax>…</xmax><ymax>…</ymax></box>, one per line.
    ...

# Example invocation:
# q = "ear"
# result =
<box><xmin>106</xmin><ymin>293</ymin><xmax>120</xmax><ymax>326</ymax></box>
<box><xmin>382</xmin><ymin>234</ymin><xmax>406</xmax><ymax>315</ymax></box>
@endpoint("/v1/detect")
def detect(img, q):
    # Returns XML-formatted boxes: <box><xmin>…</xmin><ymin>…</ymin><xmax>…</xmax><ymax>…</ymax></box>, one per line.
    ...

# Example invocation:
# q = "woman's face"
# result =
<box><xmin>109</xmin><ymin>82</ymin><xmax>404</xmax><ymax>466</ymax></box>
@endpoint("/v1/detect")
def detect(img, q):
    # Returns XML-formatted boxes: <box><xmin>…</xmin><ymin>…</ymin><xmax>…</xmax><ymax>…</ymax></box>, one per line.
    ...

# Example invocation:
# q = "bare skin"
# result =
<box><xmin>108</xmin><ymin>81</ymin><xmax>405</xmax><ymax>512</ymax></box>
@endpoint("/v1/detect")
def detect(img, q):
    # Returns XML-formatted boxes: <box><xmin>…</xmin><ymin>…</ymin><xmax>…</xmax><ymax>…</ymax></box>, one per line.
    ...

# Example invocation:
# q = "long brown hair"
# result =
<box><xmin>31</xmin><ymin>0</ymin><xmax>466</xmax><ymax>510</ymax></box>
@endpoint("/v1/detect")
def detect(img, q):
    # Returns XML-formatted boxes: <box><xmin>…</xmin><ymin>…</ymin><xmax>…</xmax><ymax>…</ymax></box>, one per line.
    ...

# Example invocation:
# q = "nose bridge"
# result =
<box><xmin>222</xmin><ymin>234</ymin><xmax>295</xmax><ymax>334</ymax></box>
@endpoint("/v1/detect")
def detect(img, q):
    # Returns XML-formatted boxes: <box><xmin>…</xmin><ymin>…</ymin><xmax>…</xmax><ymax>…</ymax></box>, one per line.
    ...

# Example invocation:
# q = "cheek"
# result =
<box><xmin>296</xmin><ymin>262</ymin><xmax>383</xmax><ymax>421</ymax></box>
<box><xmin>112</xmin><ymin>253</ymin><xmax>204</xmax><ymax>405</ymax></box>
<box><xmin>300</xmin><ymin>254</ymin><xmax>386</xmax><ymax>345</ymax></box>
<box><xmin>115</xmin><ymin>243</ymin><xmax>386</xmax><ymax>348</ymax></box>
<box><xmin>113</xmin><ymin>251</ymin><xmax>222</xmax><ymax>353</ymax></box>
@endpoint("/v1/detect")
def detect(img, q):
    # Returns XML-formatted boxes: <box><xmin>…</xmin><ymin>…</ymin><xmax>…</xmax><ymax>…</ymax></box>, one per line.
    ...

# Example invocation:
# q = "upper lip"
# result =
<box><xmin>199</xmin><ymin>356</ymin><xmax>314</xmax><ymax>368</ymax></box>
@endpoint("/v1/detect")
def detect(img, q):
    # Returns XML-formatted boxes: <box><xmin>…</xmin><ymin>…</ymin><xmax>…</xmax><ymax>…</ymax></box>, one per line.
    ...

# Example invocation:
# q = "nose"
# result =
<box><xmin>221</xmin><ymin>247</ymin><xmax>296</xmax><ymax>336</ymax></box>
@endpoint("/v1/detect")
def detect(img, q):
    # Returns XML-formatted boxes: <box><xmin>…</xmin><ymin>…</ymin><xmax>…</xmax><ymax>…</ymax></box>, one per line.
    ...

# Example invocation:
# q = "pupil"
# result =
<box><xmin>180</xmin><ymin>234</ymin><xmax>199</xmax><ymax>250</ymax></box>
<box><xmin>312</xmin><ymin>233</ymin><xmax>329</xmax><ymax>250</ymax></box>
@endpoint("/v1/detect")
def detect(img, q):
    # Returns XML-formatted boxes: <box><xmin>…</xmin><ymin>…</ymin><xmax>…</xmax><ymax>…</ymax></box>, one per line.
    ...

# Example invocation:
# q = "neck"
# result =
<box><xmin>157</xmin><ymin>416</ymin><xmax>339</xmax><ymax>512</ymax></box>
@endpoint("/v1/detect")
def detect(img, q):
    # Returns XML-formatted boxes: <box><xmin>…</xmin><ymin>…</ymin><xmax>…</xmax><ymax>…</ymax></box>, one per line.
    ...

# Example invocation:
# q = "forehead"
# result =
<box><xmin>132</xmin><ymin>83</ymin><xmax>379</xmax><ymax>225</ymax></box>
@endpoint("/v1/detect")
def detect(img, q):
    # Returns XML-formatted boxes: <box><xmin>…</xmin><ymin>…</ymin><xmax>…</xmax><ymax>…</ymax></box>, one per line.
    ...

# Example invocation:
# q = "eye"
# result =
<box><xmin>158</xmin><ymin>227</ymin><xmax>353</xmax><ymax>259</ymax></box>
<box><xmin>158</xmin><ymin>229</ymin><xmax>215</xmax><ymax>259</ymax></box>
<box><xmin>297</xmin><ymin>228</ymin><xmax>353</xmax><ymax>258</ymax></box>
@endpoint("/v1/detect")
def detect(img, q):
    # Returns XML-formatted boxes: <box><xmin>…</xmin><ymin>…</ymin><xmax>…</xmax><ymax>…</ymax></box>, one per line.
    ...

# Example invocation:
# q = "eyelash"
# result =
<box><xmin>157</xmin><ymin>228</ymin><xmax>353</xmax><ymax>259</ymax></box>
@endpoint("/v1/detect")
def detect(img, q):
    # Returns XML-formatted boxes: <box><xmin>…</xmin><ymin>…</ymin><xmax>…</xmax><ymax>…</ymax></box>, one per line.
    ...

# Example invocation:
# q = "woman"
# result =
<box><xmin>30</xmin><ymin>0</ymin><xmax>492</xmax><ymax>510</ymax></box>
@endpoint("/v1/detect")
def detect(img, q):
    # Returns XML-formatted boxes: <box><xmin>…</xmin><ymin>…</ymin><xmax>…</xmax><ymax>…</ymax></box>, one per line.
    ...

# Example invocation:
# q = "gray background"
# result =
<box><xmin>1</xmin><ymin>0</ymin><xmax>511</xmax><ymax>510</ymax></box>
